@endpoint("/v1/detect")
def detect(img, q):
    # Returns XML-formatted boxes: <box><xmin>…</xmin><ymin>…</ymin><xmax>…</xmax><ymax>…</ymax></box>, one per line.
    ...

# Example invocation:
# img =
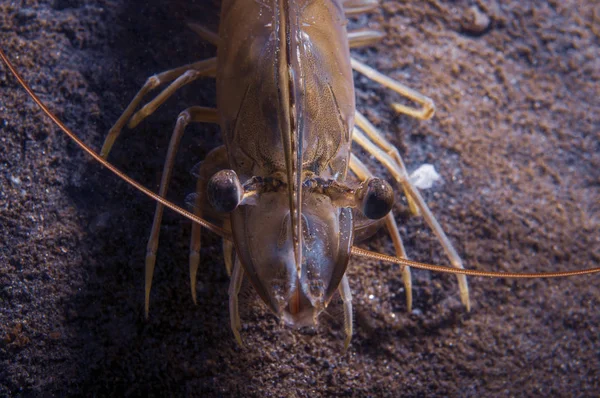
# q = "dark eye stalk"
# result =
<box><xmin>208</xmin><ymin>170</ymin><xmax>394</xmax><ymax>220</ymax></box>
<box><xmin>305</xmin><ymin>177</ymin><xmax>395</xmax><ymax>220</ymax></box>
<box><xmin>207</xmin><ymin>170</ymin><xmax>282</xmax><ymax>212</ymax></box>
<box><xmin>356</xmin><ymin>178</ymin><xmax>394</xmax><ymax>219</ymax></box>
<box><xmin>207</xmin><ymin>170</ymin><xmax>244</xmax><ymax>213</ymax></box>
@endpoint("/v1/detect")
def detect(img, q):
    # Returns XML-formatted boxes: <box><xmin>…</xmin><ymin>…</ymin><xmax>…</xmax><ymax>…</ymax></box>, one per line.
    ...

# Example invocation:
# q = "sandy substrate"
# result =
<box><xmin>1</xmin><ymin>0</ymin><xmax>599</xmax><ymax>396</ymax></box>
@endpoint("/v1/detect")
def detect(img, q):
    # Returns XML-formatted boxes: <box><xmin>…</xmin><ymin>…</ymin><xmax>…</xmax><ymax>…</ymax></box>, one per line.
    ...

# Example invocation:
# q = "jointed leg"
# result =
<box><xmin>347</xmin><ymin>29</ymin><xmax>385</xmax><ymax>48</ymax></box>
<box><xmin>188</xmin><ymin>23</ymin><xmax>219</xmax><ymax>46</ymax></box>
<box><xmin>128</xmin><ymin>69</ymin><xmax>206</xmax><ymax>129</ymax></box>
<box><xmin>351</xmin><ymin>57</ymin><xmax>435</xmax><ymax>120</ymax></box>
<box><xmin>144</xmin><ymin>107</ymin><xmax>217</xmax><ymax>317</ymax></box>
<box><xmin>339</xmin><ymin>274</ymin><xmax>353</xmax><ymax>350</ymax></box>
<box><xmin>188</xmin><ymin>142</ymin><xmax>229</xmax><ymax>305</ymax></box>
<box><xmin>188</xmin><ymin>172</ymin><xmax>203</xmax><ymax>305</ymax></box>
<box><xmin>350</xmin><ymin>154</ymin><xmax>413</xmax><ymax>312</ymax></box>
<box><xmin>101</xmin><ymin>57</ymin><xmax>217</xmax><ymax>158</ymax></box>
<box><xmin>229</xmin><ymin>257</ymin><xmax>245</xmax><ymax>347</ymax></box>
<box><xmin>345</xmin><ymin>4</ymin><xmax>435</xmax><ymax>119</ymax></box>
<box><xmin>223</xmin><ymin>240</ymin><xmax>235</xmax><ymax>277</ymax></box>
<box><xmin>355</xmin><ymin>111</ymin><xmax>419</xmax><ymax>216</ymax></box>
<box><xmin>343</xmin><ymin>0</ymin><xmax>379</xmax><ymax>15</ymax></box>
<box><xmin>352</xmin><ymin>125</ymin><xmax>471</xmax><ymax>311</ymax></box>
<box><xmin>347</xmin><ymin>8</ymin><xmax>435</xmax><ymax>121</ymax></box>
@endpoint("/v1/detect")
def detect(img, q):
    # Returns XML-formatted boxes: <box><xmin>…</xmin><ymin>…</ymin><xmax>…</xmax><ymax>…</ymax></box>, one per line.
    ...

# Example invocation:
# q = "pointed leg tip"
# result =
<box><xmin>234</xmin><ymin>332</ymin><xmax>244</xmax><ymax>348</ymax></box>
<box><xmin>99</xmin><ymin>145</ymin><xmax>110</xmax><ymax>160</ymax></box>
<box><xmin>189</xmin><ymin>253</ymin><xmax>200</xmax><ymax>301</ymax></box>
<box><xmin>456</xmin><ymin>274</ymin><xmax>470</xmax><ymax>310</ymax></box>
<box><xmin>343</xmin><ymin>336</ymin><xmax>352</xmax><ymax>353</ymax></box>
<box><xmin>127</xmin><ymin>117</ymin><xmax>139</xmax><ymax>130</ymax></box>
<box><xmin>405</xmin><ymin>293</ymin><xmax>413</xmax><ymax>313</ymax></box>
<box><xmin>424</xmin><ymin>103</ymin><xmax>436</xmax><ymax>120</ymax></box>
<box><xmin>407</xmin><ymin>199</ymin><xmax>420</xmax><ymax>217</ymax></box>
<box><xmin>100</xmin><ymin>133</ymin><xmax>118</xmax><ymax>159</ymax></box>
<box><xmin>461</xmin><ymin>291</ymin><xmax>471</xmax><ymax>312</ymax></box>
<box><xmin>404</xmin><ymin>284</ymin><xmax>413</xmax><ymax>313</ymax></box>
<box><xmin>190</xmin><ymin>276</ymin><xmax>198</xmax><ymax>305</ymax></box>
<box><xmin>464</xmin><ymin>299</ymin><xmax>472</xmax><ymax>312</ymax></box>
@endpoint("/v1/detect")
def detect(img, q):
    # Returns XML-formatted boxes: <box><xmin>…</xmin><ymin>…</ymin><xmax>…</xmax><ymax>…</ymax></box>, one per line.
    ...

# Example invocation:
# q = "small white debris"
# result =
<box><xmin>409</xmin><ymin>164</ymin><xmax>441</xmax><ymax>190</ymax></box>
<box><xmin>10</xmin><ymin>175</ymin><xmax>21</xmax><ymax>186</ymax></box>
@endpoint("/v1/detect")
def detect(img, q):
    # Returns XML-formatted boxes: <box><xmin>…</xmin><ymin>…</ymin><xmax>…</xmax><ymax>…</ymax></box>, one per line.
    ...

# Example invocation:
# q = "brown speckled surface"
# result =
<box><xmin>1</xmin><ymin>0</ymin><xmax>599</xmax><ymax>396</ymax></box>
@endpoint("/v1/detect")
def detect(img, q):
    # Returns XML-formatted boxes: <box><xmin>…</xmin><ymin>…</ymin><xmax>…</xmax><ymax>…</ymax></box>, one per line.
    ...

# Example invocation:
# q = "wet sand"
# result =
<box><xmin>1</xmin><ymin>0</ymin><xmax>599</xmax><ymax>396</ymax></box>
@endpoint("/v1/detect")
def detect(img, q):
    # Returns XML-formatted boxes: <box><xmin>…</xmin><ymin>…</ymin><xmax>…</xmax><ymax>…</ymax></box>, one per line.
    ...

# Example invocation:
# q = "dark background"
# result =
<box><xmin>1</xmin><ymin>0</ymin><xmax>599</xmax><ymax>396</ymax></box>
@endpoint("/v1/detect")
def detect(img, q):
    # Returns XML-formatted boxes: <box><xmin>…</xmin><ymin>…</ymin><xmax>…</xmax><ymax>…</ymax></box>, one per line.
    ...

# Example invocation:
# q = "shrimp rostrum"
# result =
<box><xmin>94</xmin><ymin>0</ymin><xmax>472</xmax><ymax>347</ymax></box>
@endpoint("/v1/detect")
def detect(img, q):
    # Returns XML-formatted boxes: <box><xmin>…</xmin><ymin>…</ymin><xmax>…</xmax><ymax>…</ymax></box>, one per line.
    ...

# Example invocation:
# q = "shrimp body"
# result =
<box><xmin>217</xmin><ymin>0</ymin><xmax>358</xmax><ymax>326</ymax></box>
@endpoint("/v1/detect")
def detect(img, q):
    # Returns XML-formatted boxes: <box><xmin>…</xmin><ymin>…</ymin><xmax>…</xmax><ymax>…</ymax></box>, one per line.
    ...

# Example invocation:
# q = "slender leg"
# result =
<box><xmin>355</xmin><ymin>111</ymin><xmax>419</xmax><ymax>216</ymax></box>
<box><xmin>343</xmin><ymin>0</ymin><xmax>379</xmax><ymax>15</ymax></box>
<box><xmin>352</xmin><ymin>126</ymin><xmax>471</xmax><ymax>311</ymax></box>
<box><xmin>128</xmin><ymin>65</ymin><xmax>216</xmax><ymax>129</ymax></box>
<box><xmin>188</xmin><ymin>23</ymin><xmax>219</xmax><ymax>46</ymax></box>
<box><xmin>188</xmin><ymin>169</ymin><xmax>203</xmax><ymax>305</ymax></box>
<box><xmin>339</xmin><ymin>274</ymin><xmax>353</xmax><ymax>351</ymax></box>
<box><xmin>350</xmin><ymin>154</ymin><xmax>413</xmax><ymax>312</ymax></box>
<box><xmin>347</xmin><ymin>29</ymin><xmax>385</xmax><ymax>48</ymax></box>
<box><xmin>351</xmin><ymin>57</ymin><xmax>435</xmax><ymax>120</ymax></box>
<box><xmin>223</xmin><ymin>240</ymin><xmax>235</xmax><ymax>277</ymax></box>
<box><xmin>229</xmin><ymin>258</ymin><xmax>245</xmax><ymax>347</ymax></box>
<box><xmin>188</xmin><ymin>142</ymin><xmax>229</xmax><ymax>304</ymax></box>
<box><xmin>144</xmin><ymin>107</ymin><xmax>218</xmax><ymax>317</ymax></box>
<box><xmin>101</xmin><ymin>57</ymin><xmax>217</xmax><ymax>158</ymax></box>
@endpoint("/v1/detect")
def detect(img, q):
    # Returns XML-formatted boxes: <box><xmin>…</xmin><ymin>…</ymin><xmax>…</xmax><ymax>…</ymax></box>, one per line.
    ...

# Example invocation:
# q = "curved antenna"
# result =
<box><xmin>351</xmin><ymin>247</ymin><xmax>600</xmax><ymax>278</ymax></box>
<box><xmin>0</xmin><ymin>48</ymin><xmax>229</xmax><ymax>240</ymax></box>
<box><xmin>4</xmin><ymin>47</ymin><xmax>599</xmax><ymax>280</ymax></box>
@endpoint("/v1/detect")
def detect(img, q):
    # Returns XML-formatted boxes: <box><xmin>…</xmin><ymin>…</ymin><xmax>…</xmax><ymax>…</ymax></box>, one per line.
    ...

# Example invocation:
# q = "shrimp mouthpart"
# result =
<box><xmin>281</xmin><ymin>278</ymin><xmax>322</xmax><ymax>328</ymax></box>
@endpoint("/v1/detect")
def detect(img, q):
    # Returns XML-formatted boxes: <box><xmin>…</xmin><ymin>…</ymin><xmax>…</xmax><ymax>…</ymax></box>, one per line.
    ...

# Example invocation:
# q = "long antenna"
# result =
<box><xmin>0</xmin><ymin>48</ymin><xmax>228</xmax><ymax>240</ymax></box>
<box><xmin>2</xmin><ymin>47</ymin><xmax>599</xmax><ymax>280</ymax></box>
<box><xmin>351</xmin><ymin>247</ymin><xmax>600</xmax><ymax>278</ymax></box>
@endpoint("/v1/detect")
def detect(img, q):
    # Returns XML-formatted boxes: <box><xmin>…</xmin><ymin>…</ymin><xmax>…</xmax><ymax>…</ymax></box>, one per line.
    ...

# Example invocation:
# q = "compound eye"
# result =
<box><xmin>207</xmin><ymin>170</ymin><xmax>243</xmax><ymax>213</ymax></box>
<box><xmin>359</xmin><ymin>178</ymin><xmax>394</xmax><ymax>220</ymax></box>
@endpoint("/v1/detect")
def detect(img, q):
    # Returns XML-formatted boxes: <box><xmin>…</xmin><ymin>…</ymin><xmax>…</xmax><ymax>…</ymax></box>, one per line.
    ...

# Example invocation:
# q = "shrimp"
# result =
<box><xmin>91</xmin><ymin>0</ymin><xmax>473</xmax><ymax>347</ymax></box>
<box><xmin>1</xmin><ymin>0</ymin><xmax>598</xmax><ymax>355</ymax></box>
